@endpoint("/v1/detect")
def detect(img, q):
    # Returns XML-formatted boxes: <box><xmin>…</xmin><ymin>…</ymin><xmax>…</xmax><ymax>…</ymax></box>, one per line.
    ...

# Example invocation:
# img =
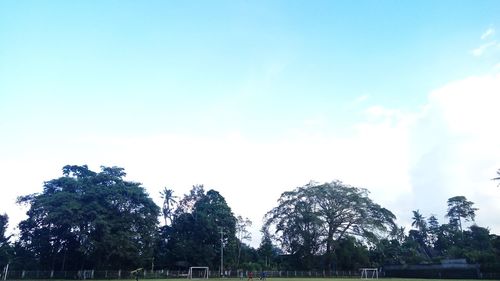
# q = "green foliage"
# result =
<box><xmin>411</xmin><ymin>210</ymin><xmax>427</xmax><ymax>233</ymax></box>
<box><xmin>334</xmin><ymin>236</ymin><xmax>369</xmax><ymax>270</ymax></box>
<box><xmin>446</xmin><ymin>196</ymin><xmax>477</xmax><ymax>232</ymax></box>
<box><xmin>257</xmin><ymin>227</ymin><xmax>280</xmax><ymax>270</ymax></box>
<box><xmin>166</xmin><ymin>186</ymin><xmax>238</xmax><ymax>269</ymax></box>
<box><xmin>16</xmin><ymin>165</ymin><xmax>160</xmax><ymax>270</ymax></box>
<box><xmin>265</xmin><ymin>181</ymin><xmax>396</xmax><ymax>270</ymax></box>
<box><xmin>236</xmin><ymin>216</ymin><xmax>252</xmax><ymax>268</ymax></box>
<box><xmin>3</xmin><ymin>165</ymin><xmax>500</xmax><ymax>272</ymax></box>
<box><xmin>0</xmin><ymin>214</ymin><xmax>12</xmax><ymax>266</ymax></box>
<box><xmin>160</xmin><ymin>188</ymin><xmax>177</xmax><ymax>226</ymax></box>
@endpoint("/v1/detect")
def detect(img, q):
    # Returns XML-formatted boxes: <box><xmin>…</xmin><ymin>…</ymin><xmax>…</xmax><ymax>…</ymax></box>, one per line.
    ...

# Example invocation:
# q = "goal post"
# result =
<box><xmin>360</xmin><ymin>268</ymin><xmax>378</xmax><ymax>279</ymax></box>
<box><xmin>188</xmin><ymin>267</ymin><xmax>209</xmax><ymax>279</ymax></box>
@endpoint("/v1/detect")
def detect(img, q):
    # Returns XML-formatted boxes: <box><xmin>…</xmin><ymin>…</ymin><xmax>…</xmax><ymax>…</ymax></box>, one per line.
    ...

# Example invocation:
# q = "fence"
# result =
<box><xmin>3</xmin><ymin>269</ymin><xmax>500</xmax><ymax>280</ymax></box>
<box><xmin>1</xmin><ymin>269</ymin><xmax>362</xmax><ymax>280</ymax></box>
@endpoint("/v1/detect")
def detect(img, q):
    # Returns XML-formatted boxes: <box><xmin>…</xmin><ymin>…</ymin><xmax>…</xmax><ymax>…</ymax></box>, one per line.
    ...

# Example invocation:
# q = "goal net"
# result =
<box><xmin>188</xmin><ymin>267</ymin><xmax>209</xmax><ymax>279</ymax></box>
<box><xmin>360</xmin><ymin>268</ymin><xmax>378</xmax><ymax>279</ymax></box>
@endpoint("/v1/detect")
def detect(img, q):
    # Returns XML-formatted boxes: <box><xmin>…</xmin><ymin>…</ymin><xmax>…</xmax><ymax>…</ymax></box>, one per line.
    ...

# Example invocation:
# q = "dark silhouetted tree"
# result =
<box><xmin>17</xmin><ymin>165</ymin><xmax>160</xmax><ymax>270</ymax></box>
<box><xmin>265</xmin><ymin>181</ymin><xmax>395</xmax><ymax>270</ymax></box>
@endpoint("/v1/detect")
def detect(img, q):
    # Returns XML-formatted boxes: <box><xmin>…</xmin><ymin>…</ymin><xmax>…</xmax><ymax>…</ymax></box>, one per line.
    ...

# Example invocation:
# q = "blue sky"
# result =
<box><xmin>1</xmin><ymin>1</ymin><xmax>500</xmax><ymax>246</ymax></box>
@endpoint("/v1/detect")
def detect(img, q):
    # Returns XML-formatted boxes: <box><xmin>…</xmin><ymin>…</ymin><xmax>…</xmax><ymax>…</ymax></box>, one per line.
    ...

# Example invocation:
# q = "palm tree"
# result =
<box><xmin>160</xmin><ymin>188</ymin><xmax>177</xmax><ymax>226</ymax></box>
<box><xmin>389</xmin><ymin>224</ymin><xmax>406</xmax><ymax>244</ymax></box>
<box><xmin>411</xmin><ymin>210</ymin><xmax>427</xmax><ymax>232</ymax></box>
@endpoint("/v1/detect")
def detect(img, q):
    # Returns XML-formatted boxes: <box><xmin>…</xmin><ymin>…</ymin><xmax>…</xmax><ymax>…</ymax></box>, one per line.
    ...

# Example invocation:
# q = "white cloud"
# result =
<box><xmin>2</xmin><ymin>75</ymin><xmax>500</xmax><ymax>246</ymax></box>
<box><xmin>354</xmin><ymin>94</ymin><xmax>370</xmax><ymax>104</ymax></box>
<box><xmin>481</xmin><ymin>27</ymin><xmax>495</xmax><ymax>40</ymax></box>
<box><xmin>472</xmin><ymin>41</ymin><xmax>497</xmax><ymax>57</ymax></box>
<box><xmin>408</xmin><ymin>74</ymin><xmax>500</xmax><ymax>230</ymax></box>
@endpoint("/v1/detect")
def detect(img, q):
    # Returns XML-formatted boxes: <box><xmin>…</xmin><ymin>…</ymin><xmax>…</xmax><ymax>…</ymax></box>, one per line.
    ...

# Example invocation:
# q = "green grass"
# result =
<box><xmin>3</xmin><ymin>277</ymin><xmax>488</xmax><ymax>281</ymax></box>
<box><xmin>150</xmin><ymin>278</ymin><xmax>482</xmax><ymax>281</ymax></box>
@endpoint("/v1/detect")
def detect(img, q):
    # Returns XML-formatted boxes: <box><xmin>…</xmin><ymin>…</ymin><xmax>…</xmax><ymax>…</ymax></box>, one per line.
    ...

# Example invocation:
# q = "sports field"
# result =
<box><xmin>139</xmin><ymin>279</ymin><xmax>477</xmax><ymax>281</ymax></box>
<box><xmin>210</xmin><ymin>279</ymin><xmax>484</xmax><ymax>281</ymax></box>
<box><xmin>86</xmin><ymin>277</ymin><xmax>488</xmax><ymax>281</ymax></box>
<box><xmin>0</xmin><ymin>277</ymin><xmax>493</xmax><ymax>281</ymax></box>
<box><xmin>191</xmin><ymin>279</ymin><xmax>484</xmax><ymax>281</ymax></box>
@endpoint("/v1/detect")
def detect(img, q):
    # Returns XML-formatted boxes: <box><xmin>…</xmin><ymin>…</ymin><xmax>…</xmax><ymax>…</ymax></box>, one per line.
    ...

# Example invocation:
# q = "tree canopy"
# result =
<box><xmin>265</xmin><ymin>181</ymin><xmax>396</xmax><ymax>269</ymax></box>
<box><xmin>163</xmin><ymin>186</ymin><xmax>238</xmax><ymax>270</ymax></box>
<box><xmin>16</xmin><ymin>165</ymin><xmax>159</xmax><ymax>270</ymax></box>
<box><xmin>0</xmin><ymin>214</ymin><xmax>12</xmax><ymax>267</ymax></box>
<box><xmin>4</xmin><ymin>166</ymin><xmax>500</xmax><ymax>273</ymax></box>
<box><xmin>446</xmin><ymin>196</ymin><xmax>477</xmax><ymax>232</ymax></box>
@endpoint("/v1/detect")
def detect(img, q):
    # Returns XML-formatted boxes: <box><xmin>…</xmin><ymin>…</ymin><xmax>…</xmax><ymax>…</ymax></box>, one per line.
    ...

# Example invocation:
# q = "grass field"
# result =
<box><xmin>4</xmin><ymin>277</ymin><xmax>495</xmax><ymax>281</ymax></box>
<box><xmin>203</xmin><ymin>279</ymin><xmax>487</xmax><ymax>281</ymax></box>
<box><xmin>2</xmin><ymin>277</ymin><xmax>482</xmax><ymax>281</ymax></box>
<box><xmin>136</xmin><ymin>277</ymin><xmax>479</xmax><ymax>281</ymax></box>
<box><xmin>149</xmin><ymin>279</ymin><xmax>478</xmax><ymax>281</ymax></box>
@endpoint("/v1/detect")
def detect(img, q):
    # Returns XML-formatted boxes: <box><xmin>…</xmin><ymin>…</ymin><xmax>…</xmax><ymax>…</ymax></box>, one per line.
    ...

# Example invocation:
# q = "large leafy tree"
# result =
<box><xmin>0</xmin><ymin>214</ymin><xmax>12</xmax><ymax>268</ymax></box>
<box><xmin>265</xmin><ymin>181</ymin><xmax>396</xmax><ymax>270</ymax></box>
<box><xmin>17</xmin><ymin>165</ymin><xmax>160</xmax><ymax>270</ymax></box>
<box><xmin>166</xmin><ymin>186</ymin><xmax>237</xmax><ymax>270</ymax></box>
<box><xmin>446</xmin><ymin>196</ymin><xmax>477</xmax><ymax>233</ymax></box>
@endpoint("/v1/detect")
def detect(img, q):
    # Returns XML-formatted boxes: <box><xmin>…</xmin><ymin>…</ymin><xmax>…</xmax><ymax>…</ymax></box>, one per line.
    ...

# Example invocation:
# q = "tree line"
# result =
<box><xmin>0</xmin><ymin>165</ymin><xmax>499</xmax><ymax>272</ymax></box>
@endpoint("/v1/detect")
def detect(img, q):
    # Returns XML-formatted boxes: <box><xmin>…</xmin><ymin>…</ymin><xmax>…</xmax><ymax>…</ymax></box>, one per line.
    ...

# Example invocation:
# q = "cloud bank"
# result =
<box><xmin>1</xmin><ymin>74</ymin><xmax>499</xmax><ymax>246</ymax></box>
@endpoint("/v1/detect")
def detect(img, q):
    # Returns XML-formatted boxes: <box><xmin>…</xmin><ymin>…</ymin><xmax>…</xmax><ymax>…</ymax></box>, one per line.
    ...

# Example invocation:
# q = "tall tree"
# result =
<box><xmin>265</xmin><ymin>181</ymin><xmax>396</xmax><ymax>270</ymax></box>
<box><xmin>174</xmin><ymin>185</ymin><xmax>205</xmax><ymax>216</ymax></box>
<box><xmin>167</xmin><ymin>187</ymin><xmax>237</xmax><ymax>269</ymax></box>
<box><xmin>410</xmin><ymin>210</ymin><xmax>428</xmax><ymax>253</ymax></box>
<box><xmin>427</xmin><ymin>215</ymin><xmax>440</xmax><ymax>247</ymax></box>
<box><xmin>235</xmin><ymin>216</ymin><xmax>252</xmax><ymax>269</ymax></box>
<box><xmin>17</xmin><ymin>165</ymin><xmax>160</xmax><ymax>270</ymax></box>
<box><xmin>446</xmin><ymin>196</ymin><xmax>477</xmax><ymax>233</ymax></box>
<box><xmin>258</xmin><ymin>227</ymin><xmax>276</xmax><ymax>269</ymax></box>
<box><xmin>389</xmin><ymin>225</ymin><xmax>406</xmax><ymax>244</ymax></box>
<box><xmin>411</xmin><ymin>210</ymin><xmax>427</xmax><ymax>232</ymax></box>
<box><xmin>0</xmin><ymin>214</ymin><xmax>12</xmax><ymax>268</ymax></box>
<box><xmin>160</xmin><ymin>188</ymin><xmax>177</xmax><ymax>226</ymax></box>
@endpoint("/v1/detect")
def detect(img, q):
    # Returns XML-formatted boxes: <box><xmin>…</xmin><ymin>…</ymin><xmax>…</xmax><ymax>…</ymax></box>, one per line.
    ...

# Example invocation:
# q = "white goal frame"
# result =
<box><xmin>360</xmin><ymin>268</ymin><xmax>378</xmax><ymax>279</ymax></box>
<box><xmin>188</xmin><ymin>267</ymin><xmax>209</xmax><ymax>279</ymax></box>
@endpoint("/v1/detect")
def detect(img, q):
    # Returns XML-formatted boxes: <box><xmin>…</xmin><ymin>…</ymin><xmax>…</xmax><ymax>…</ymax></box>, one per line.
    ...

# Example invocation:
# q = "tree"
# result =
<box><xmin>17</xmin><ymin>165</ymin><xmax>160</xmax><ymax>270</ymax></box>
<box><xmin>389</xmin><ymin>225</ymin><xmax>406</xmax><ymax>244</ymax></box>
<box><xmin>0</xmin><ymin>214</ymin><xmax>12</xmax><ymax>268</ymax></box>
<box><xmin>410</xmin><ymin>210</ymin><xmax>428</xmax><ymax>256</ymax></box>
<box><xmin>446</xmin><ymin>196</ymin><xmax>477</xmax><ymax>233</ymax></box>
<box><xmin>411</xmin><ymin>210</ymin><xmax>427</xmax><ymax>232</ymax></box>
<box><xmin>235</xmin><ymin>216</ymin><xmax>252</xmax><ymax>269</ymax></box>
<box><xmin>265</xmin><ymin>181</ymin><xmax>396</xmax><ymax>270</ymax></box>
<box><xmin>160</xmin><ymin>188</ymin><xmax>177</xmax><ymax>226</ymax></box>
<box><xmin>174</xmin><ymin>185</ymin><xmax>205</xmax><ymax>216</ymax></box>
<box><xmin>258</xmin><ymin>226</ymin><xmax>278</xmax><ymax>269</ymax></box>
<box><xmin>427</xmin><ymin>215</ymin><xmax>440</xmax><ymax>247</ymax></box>
<box><xmin>166</xmin><ymin>187</ymin><xmax>237</xmax><ymax>269</ymax></box>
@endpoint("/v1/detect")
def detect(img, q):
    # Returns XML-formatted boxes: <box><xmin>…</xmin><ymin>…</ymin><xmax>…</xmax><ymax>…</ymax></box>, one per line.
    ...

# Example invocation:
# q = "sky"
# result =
<box><xmin>1</xmin><ymin>0</ymin><xmax>500</xmax><ymax>247</ymax></box>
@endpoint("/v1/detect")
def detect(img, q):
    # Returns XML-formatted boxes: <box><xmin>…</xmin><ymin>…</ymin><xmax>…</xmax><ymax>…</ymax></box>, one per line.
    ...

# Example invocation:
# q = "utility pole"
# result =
<box><xmin>220</xmin><ymin>228</ymin><xmax>224</xmax><ymax>278</ymax></box>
